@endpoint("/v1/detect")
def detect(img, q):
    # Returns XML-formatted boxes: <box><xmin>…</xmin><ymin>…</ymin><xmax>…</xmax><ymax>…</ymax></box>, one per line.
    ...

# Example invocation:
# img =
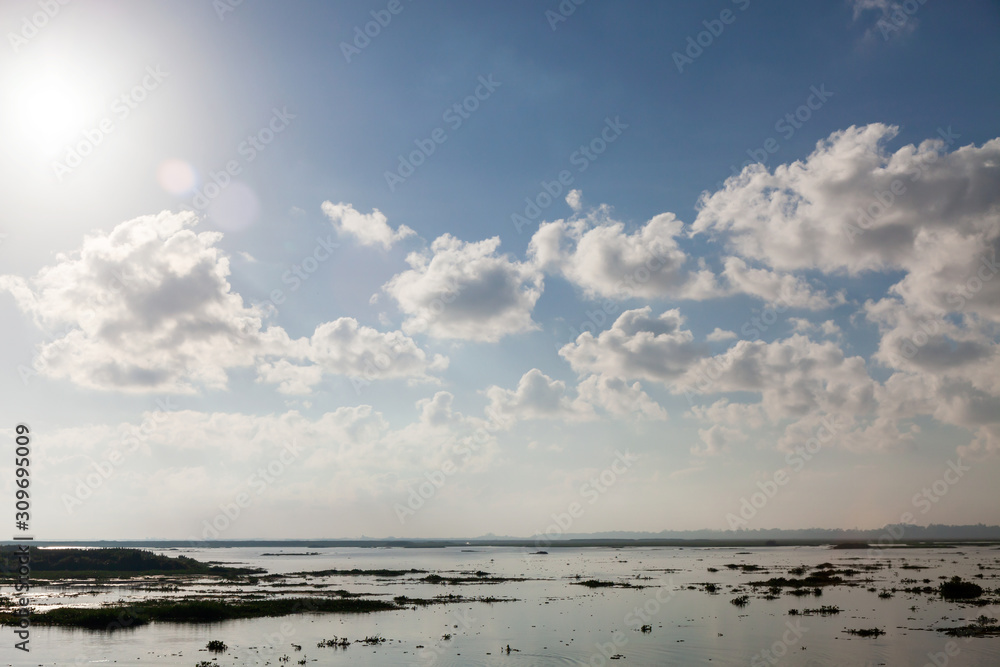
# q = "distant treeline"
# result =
<box><xmin>0</xmin><ymin>547</ymin><xmax>261</xmax><ymax>579</ymax></box>
<box><xmin>1</xmin><ymin>524</ymin><xmax>999</xmax><ymax>550</ymax></box>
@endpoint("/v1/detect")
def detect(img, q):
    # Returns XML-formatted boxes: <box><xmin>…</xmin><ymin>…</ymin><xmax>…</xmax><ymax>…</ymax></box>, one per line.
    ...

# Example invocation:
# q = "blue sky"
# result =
<box><xmin>1</xmin><ymin>0</ymin><xmax>999</xmax><ymax>539</ymax></box>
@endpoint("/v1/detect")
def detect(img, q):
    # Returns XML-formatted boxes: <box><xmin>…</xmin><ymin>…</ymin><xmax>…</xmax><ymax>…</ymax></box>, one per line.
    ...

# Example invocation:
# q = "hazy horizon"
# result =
<box><xmin>13</xmin><ymin>521</ymin><xmax>1000</xmax><ymax>544</ymax></box>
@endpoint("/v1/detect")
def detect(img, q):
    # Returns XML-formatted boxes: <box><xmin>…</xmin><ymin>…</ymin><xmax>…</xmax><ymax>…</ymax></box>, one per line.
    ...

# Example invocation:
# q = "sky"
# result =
<box><xmin>1</xmin><ymin>0</ymin><xmax>999</xmax><ymax>540</ymax></box>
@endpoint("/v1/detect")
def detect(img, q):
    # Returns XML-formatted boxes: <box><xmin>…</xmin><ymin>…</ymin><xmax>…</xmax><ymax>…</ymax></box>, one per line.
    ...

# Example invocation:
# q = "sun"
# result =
<box><xmin>5</xmin><ymin>59</ymin><xmax>104</xmax><ymax>156</ymax></box>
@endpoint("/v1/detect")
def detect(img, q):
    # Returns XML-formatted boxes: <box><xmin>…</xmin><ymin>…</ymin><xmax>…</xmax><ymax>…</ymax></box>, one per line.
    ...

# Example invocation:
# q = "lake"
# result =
<box><xmin>15</xmin><ymin>544</ymin><xmax>1000</xmax><ymax>666</ymax></box>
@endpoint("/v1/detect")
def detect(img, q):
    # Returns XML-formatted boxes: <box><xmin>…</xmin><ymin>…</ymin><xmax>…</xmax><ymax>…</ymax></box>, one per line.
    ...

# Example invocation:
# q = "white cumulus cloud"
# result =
<box><xmin>0</xmin><ymin>211</ymin><xmax>445</xmax><ymax>393</ymax></box>
<box><xmin>559</xmin><ymin>307</ymin><xmax>706</xmax><ymax>382</ymax></box>
<box><xmin>322</xmin><ymin>201</ymin><xmax>415</xmax><ymax>249</ymax></box>
<box><xmin>384</xmin><ymin>234</ymin><xmax>543</xmax><ymax>342</ymax></box>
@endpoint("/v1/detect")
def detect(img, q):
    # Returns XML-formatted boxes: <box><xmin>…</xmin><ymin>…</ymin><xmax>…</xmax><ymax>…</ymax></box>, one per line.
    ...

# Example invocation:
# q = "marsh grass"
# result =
<box><xmin>0</xmin><ymin>597</ymin><xmax>399</xmax><ymax>629</ymax></box>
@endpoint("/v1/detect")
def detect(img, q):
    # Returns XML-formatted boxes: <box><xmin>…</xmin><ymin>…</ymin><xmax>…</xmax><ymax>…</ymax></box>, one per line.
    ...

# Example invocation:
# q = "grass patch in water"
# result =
<box><xmin>0</xmin><ymin>597</ymin><xmax>399</xmax><ymax>629</ymax></box>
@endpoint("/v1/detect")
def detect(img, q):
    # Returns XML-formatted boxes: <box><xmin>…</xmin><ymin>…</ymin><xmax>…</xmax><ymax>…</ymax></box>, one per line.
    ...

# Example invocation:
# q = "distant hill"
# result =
<box><xmin>3</xmin><ymin>524</ymin><xmax>998</xmax><ymax>548</ymax></box>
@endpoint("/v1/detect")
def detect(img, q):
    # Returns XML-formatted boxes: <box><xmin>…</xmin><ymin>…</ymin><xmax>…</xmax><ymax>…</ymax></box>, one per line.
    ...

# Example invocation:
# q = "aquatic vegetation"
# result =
<box><xmin>289</xmin><ymin>568</ymin><xmax>427</xmax><ymax>577</ymax></box>
<box><xmin>939</xmin><ymin>624</ymin><xmax>1000</xmax><ymax>637</ymax></box>
<box><xmin>206</xmin><ymin>639</ymin><xmax>227</xmax><ymax>652</ymax></box>
<box><xmin>798</xmin><ymin>605</ymin><xmax>840</xmax><ymax>615</ymax></box>
<box><xmin>936</xmin><ymin>614</ymin><xmax>999</xmax><ymax>637</ymax></box>
<box><xmin>317</xmin><ymin>636</ymin><xmax>351</xmax><ymax>648</ymax></box>
<box><xmin>844</xmin><ymin>628</ymin><xmax>885</xmax><ymax>637</ymax></box>
<box><xmin>572</xmin><ymin>579</ymin><xmax>622</xmax><ymax>588</ymax></box>
<box><xmin>730</xmin><ymin>595</ymin><xmax>750</xmax><ymax>607</ymax></box>
<box><xmin>0</xmin><ymin>597</ymin><xmax>400</xmax><ymax>629</ymax></box>
<box><xmin>392</xmin><ymin>594</ymin><xmax>516</xmax><ymax>607</ymax></box>
<box><xmin>724</xmin><ymin>563</ymin><xmax>764</xmax><ymax>572</ymax></box>
<box><xmin>751</xmin><ymin>569</ymin><xmax>845</xmax><ymax>589</ymax></box>
<box><xmin>421</xmin><ymin>573</ymin><xmax>527</xmax><ymax>585</ymax></box>
<box><xmin>939</xmin><ymin>576</ymin><xmax>983</xmax><ymax>600</ymax></box>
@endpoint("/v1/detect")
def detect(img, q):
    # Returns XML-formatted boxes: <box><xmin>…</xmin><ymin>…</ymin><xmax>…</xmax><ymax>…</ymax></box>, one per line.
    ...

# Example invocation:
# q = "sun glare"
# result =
<box><xmin>7</xmin><ymin>62</ymin><xmax>103</xmax><ymax>155</ymax></box>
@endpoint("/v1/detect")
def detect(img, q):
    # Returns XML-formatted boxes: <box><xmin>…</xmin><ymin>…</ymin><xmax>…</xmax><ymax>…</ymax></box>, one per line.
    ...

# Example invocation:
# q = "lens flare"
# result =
<box><xmin>209</xmin><ymin>181</ymin><xmax>260</xmax><ymax>232</ymax></box>
<box><xmin>156</xmin><ymin>159</ymin><xmax>197</xmax><ymax>195</ymax></box>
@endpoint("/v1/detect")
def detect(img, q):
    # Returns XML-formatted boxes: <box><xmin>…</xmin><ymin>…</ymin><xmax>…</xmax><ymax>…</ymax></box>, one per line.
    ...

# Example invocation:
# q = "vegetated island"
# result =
<box><xmin>0</xmin><ymin>546</ymin><xmax>262</xmax><ymax>580</ymax></box>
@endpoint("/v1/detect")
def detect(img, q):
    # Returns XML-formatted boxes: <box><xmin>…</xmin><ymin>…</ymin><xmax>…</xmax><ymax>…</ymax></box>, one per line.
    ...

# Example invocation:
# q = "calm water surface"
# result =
<box><xmin>10</xmin><ymin>545</ymin><xmax>1000</xmax><ymax>666</ymax></box>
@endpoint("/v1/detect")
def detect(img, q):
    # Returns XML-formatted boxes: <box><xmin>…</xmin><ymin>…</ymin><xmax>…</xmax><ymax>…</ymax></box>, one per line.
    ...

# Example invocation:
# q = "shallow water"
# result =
<box><xmin>11</xmin><ymin>545</ymin><xmax>1000</xmax><ymax>666</ymax></box>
